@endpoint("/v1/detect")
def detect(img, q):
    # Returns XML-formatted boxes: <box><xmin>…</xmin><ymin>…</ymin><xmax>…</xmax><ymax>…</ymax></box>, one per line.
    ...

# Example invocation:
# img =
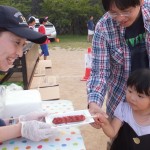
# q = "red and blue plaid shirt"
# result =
<box><xmin>87</xmin><ymin>0</ymin><xmax>150</xmax><ymax>118</ymax></box>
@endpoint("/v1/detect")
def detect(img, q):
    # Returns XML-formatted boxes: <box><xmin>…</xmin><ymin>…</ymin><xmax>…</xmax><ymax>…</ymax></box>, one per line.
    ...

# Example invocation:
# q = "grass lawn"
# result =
<box><xmin>1</xmin><ymin>81</ymin><xmax>23</xmax><ymax>87</ymax></box>
<box><xmin>50</xmin><ymin>35</ymin><xmax>92</xmax><ymax>50</ymax></box>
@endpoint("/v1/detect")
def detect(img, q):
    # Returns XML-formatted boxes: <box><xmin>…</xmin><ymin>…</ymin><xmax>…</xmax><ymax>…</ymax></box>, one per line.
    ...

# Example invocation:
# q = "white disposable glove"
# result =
<box><xmin>21</xmin><ymin>120</ymin><xmax>55</xmax><ymax>141</ymax></box>
<box><xmin>19</xmin><ymin>111</ymin><xmax>48</xmax><ymax>122</ymax></box>
<box><xmin>0</xmin><ymin>86</ymin><xmax>6</xmax><ymax>115</ymax></box>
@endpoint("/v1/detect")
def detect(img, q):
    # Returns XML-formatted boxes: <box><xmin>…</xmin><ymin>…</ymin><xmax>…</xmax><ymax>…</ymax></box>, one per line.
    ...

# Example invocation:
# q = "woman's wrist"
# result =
<box><xmin>4</xmin><ymin>117</ymin><xmax>19</xmax><ymax>126</ymax></box>
<box><xmin>0</xmin><ymin>122</ymin><xmax>22</xmax><ymax>142</ymax></box>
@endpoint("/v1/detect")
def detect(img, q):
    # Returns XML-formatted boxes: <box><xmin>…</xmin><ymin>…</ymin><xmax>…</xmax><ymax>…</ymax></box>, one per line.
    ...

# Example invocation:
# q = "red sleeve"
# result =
<box><xmin>38</xmin><ymin>25</ymin><xmax>46</xmax><ymax>34</ymax></box>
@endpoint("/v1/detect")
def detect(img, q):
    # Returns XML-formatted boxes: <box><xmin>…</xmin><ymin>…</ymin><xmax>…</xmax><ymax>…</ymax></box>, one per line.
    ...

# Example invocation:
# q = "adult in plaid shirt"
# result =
<box><xmin>87</xmin><ymin>0</ymin><xmax>150</xmax><ymax>129</ymax></box>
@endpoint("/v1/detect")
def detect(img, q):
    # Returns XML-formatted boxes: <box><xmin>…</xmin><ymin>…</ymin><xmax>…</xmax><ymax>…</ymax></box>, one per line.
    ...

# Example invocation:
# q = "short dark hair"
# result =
<box><xmin>127</xmin><ymin>69</ymin><xmax>150</xmax><ymax>96</ymax></box>
<box><xmin>39</xmin><ymin>18</ymin><xmax>47</xmax><ymax>24</ymax></box>
<box><xmin>102</xmin><ymin>0</ymin><xmax>141</xmax><ymax>11</ymax></box>
<box><xmin>28</xmin><ymin>17</ymin><xmax>35</xmax><ymax>24</ymax></box>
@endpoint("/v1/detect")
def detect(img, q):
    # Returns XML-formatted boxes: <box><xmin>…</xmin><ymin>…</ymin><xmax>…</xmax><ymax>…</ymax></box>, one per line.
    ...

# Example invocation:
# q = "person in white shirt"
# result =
<box><xmin>95</xmin><ymin>69</ymin><xmax>150</xmax><ymax>150</ymax></box>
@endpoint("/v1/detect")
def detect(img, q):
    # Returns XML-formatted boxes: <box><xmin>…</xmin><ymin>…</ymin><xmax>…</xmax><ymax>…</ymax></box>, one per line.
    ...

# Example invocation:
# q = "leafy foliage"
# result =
<box><xmin>0</xmin><ymin>0</ymin><xmax>104</xmax><ymax>34</ymax></box>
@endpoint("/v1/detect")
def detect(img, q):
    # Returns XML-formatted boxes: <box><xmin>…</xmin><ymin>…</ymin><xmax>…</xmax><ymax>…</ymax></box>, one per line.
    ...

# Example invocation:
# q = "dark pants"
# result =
<box><xmin>0</xmin><ymin>119</ymin><xmax>6</xmax><ymax>126</ymax></box>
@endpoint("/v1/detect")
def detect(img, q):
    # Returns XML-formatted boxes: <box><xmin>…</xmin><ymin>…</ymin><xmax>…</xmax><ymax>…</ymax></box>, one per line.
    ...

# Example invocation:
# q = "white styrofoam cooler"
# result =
<box><xmin>0</xmin><ymin>89</ymin><xmax>42</xmax><ymax>118</ymax></box>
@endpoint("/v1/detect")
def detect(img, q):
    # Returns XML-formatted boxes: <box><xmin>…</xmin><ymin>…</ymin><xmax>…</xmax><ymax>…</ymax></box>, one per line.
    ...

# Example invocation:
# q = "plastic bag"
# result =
<box><xmin>0</xmin><ymin>86</ymin><xmax>6</xmax><ymax>115</ymax></box>
<box><xmin>6</xmin><ymin>83</ymin><xmax>23</xmax><ymax>92</ymax></box>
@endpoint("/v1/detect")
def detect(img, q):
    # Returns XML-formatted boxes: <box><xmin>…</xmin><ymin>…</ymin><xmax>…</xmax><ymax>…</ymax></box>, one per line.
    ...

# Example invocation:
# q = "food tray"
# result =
<box><xmin>45</xmin><ymin>109</ymin><xmax>94</xmax><ymax>128</ymax></box>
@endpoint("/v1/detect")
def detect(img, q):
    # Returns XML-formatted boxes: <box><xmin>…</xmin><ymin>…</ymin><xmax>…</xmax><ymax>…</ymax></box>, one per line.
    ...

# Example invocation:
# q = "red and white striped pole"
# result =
<box><xmin>81</xmin><ymin>47</ymin><xmax>92</xmax><ymax>81</ymax></box>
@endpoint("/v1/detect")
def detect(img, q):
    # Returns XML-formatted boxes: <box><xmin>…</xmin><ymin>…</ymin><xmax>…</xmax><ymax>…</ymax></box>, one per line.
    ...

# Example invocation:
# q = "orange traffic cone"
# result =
<box><xmin>55</xmin><ymin>38</ymin><xmax>60</xmax><ymax>42</ymax></box>
<box><xmin>87</xmin><ymin>47</ymin><xmax>92</xmax><ymax>53</ymax></box>
<box><xmin>81</xmin><ymin>68</ymin><xmax>91</xmax><ymax>81</ymax></box>
<box><xmin>81</xmin><ymin>48</ymin><xmax>92</xmax><ymax>81</ymax></box>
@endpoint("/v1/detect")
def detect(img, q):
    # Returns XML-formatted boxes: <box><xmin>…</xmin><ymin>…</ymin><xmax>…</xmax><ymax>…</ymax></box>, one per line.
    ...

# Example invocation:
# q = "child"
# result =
<box><xmin>96</xmin><ymin>68</ymin><xmax>150</xmax><ymax>150</ymax></box>
<box><xmin>87</xmin><ymin>16</ymin><xmax>94</xmax><ymax>42</ymax></box>
<box><xmin>38</xmin><ymin>17</ymin><xmax>51</xmax><ymax>60</ymax></box>
<box><xmin>27</xmin><ymin>17</ymin><xmax>36</xmax><ymax>30</ymax></box>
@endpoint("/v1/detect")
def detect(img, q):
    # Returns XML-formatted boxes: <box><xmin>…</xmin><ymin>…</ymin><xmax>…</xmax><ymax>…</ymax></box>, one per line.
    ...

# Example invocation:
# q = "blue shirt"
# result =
<box><xmin>87</xmin><ymin>20</ymin><xmax>94</xmax><ymax>31</ymax></box>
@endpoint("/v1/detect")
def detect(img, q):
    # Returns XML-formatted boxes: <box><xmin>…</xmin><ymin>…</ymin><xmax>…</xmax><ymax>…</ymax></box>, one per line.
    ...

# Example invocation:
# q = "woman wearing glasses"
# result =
<box><xmin>87</xmin><ymin>0</ymin><xmax>150</xmax><ymax>148</ymax></box>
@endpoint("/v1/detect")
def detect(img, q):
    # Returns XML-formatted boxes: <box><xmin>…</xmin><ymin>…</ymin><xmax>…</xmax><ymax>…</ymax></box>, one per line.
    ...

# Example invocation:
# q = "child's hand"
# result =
<box><xmin>88</xmin><ymin>103</ymin><xmax>108</xmax><ymax>128</ymax></box>
<box><xmin>94</xmin><ymin>113</ymin><xmax>109</xmax><ymax>126</ymax></box>
<box><xmin>90</xmin><ymin>122</ymin><xmax>101</xmax><ymax>129</ymax></box>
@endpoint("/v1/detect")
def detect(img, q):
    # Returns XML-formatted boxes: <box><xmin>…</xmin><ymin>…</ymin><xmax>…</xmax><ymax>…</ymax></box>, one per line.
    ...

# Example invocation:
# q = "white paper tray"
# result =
<box><xmin>45</xmin><ymin>109</ymin><xmax>94</xmax><ymax>128</ymax></box>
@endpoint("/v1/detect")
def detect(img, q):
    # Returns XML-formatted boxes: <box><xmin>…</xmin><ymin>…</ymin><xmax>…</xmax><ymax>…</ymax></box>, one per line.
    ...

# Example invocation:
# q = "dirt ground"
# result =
<box><xmin>49</xmin><ymin>47</ymin><xmax>109</xmax><ymax>150</ymax></box>
<box><xmin>8</xmin><ymin>46</ymin><xmax>109</xmax><ymax>150</ymax></box>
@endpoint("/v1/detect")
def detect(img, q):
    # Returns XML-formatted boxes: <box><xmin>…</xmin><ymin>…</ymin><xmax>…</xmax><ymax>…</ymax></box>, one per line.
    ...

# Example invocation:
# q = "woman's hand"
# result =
<box><xmin>19</xmin><ymin>111</ymin><xmax>48</xmax><ymax>122</ymax></box>
<box><xmin>21</xmin><ymin>120</ymin><xmax>56</xmax><ymax>141</ymax></box>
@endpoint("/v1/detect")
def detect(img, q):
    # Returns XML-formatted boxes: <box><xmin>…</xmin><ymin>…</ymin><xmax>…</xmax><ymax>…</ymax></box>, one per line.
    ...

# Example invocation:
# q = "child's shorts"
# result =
<box><xmin>0</xmin><ymin>119</ymin><xmax>6</xmax><ymax>126</ymax></box>
<box><xmin>40</xmin><ymin>44</ymin><xmax>49</xmax><ymax>56</ymax></box>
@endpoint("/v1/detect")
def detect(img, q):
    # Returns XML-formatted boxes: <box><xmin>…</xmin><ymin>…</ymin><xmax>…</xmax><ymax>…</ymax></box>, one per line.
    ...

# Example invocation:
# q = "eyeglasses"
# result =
<box><xmin>109</xmin><ymin>11</ymin><xmax>131</xmax><ymax>18</ymax></box>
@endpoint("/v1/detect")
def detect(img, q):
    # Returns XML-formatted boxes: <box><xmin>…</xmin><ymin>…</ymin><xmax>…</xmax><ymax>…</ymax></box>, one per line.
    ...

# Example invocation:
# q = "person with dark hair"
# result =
<box><xmin>87</xmin><ymin>0</ymin><xmax>150</xmax><ymax>148</ymax></box>
<box><xmin>95</xmin><ymin>68</ymin><xmax>150</xmax><ymax>150</ymax></box>
<box><xmin>27</xmin><ymin>17</ymin><xmax>36</xmax><ymax>30</ymax></box>
<box><xmin>87</xmin><ymin>16</ymin><xmax>94</xmax><ymax>42</ymax></box>
<box><xmin>88</xmin><ymin>0</ymin><xmax>150</xmax><ymax>122</ymax></box>
<box><xmin>0</xmin><ymin>5</ymin><xmax>55</xmax><ymax>142</ymax></box>
<box><xmin>38</xmin><ymin>17</ymin><xmax>51</xmax><ymax>60</ymax></box>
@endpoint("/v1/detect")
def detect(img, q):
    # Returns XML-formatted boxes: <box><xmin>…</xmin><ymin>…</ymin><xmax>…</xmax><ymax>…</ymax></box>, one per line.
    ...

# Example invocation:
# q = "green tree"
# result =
<box><xmin>0</xmin><ymin>0</ymin><xmax>104</xmax><ymax>35</ymax></box>
<box><xmin>41</xmin><ymin>0</ymin><xmax>103</xmax><ymax>34</ymax></box>
<box><xmin>31</xmin><ymin>0</ymin><xmax>43</xmax><ymax>17</ymax></box>
<box><xmin>0</xmin><ymin>0</ymin><xmax>32</xmax><ymax>17</ymax></box>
